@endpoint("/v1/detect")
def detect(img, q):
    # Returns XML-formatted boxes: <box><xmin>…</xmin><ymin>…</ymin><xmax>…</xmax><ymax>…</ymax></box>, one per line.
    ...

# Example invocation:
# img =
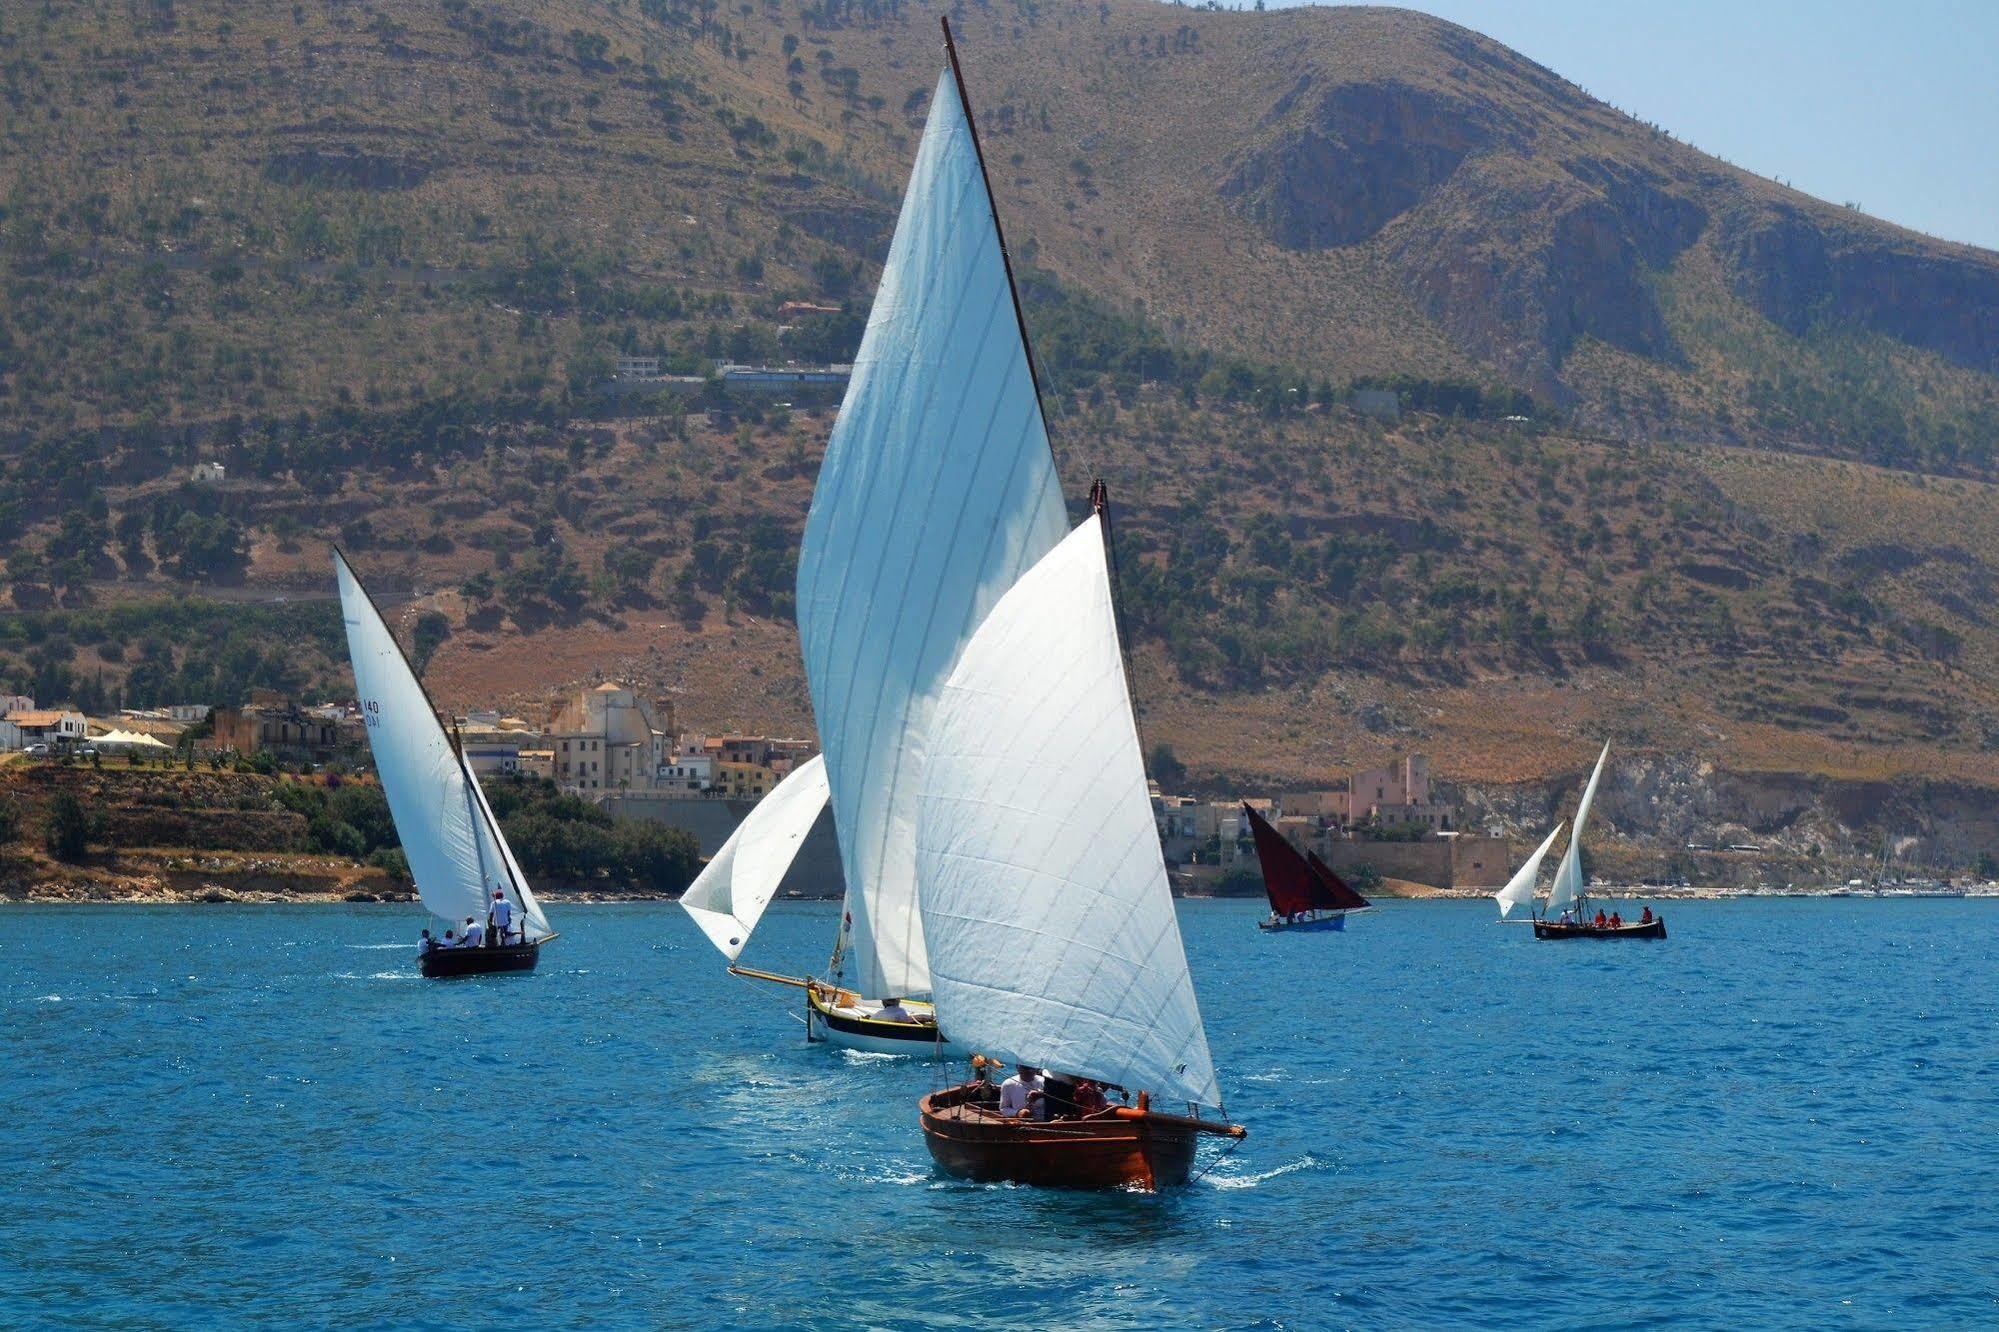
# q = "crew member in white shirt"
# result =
<box><xmin>998</xmin><ymin>1065</ymin><xmax>1042</xmax><ymax>1119</ymax></box>
<box><xmin>488</xmin><ymin>889</ymin><xmax>514</xmax><ymax>946</ymax></box>
<box><xmin>874</xmin><ymin>996</ymin><xmax>917</xmax><ymax>1023</ymax></box>
<box><xmin>461</xmin><ymin>915</ymin><xmax>485</xmax><ymax>949</ymax></box>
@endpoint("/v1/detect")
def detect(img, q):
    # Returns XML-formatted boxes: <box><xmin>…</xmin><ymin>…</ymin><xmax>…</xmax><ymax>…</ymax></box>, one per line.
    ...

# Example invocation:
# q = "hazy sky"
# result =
<box><xmin>1273</xmin><ymin>0</ymin><xmax>1999</xmax><ymax>251</ymax></box>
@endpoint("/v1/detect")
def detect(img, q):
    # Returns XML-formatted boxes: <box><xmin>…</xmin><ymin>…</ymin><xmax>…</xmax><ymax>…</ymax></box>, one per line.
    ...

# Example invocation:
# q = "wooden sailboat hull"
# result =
<box><xmin>419</xmin><ymin>941</ymin><xmax>541</xmax><ymax>978</ymax></box>
<box><xmin>1532</xmin><ymin>918</ymin><xmax>1666</xmax><ymax>940</ymax></box>
<box><xmin>806</xmin><ymin>984</ymin><xmax>962</xmax><ymax>1057</ymax></box>
<box><xmin>919</xmin><ymin>1084</ymin><xmax>1226</xmax><ymax>1190</ymax></box>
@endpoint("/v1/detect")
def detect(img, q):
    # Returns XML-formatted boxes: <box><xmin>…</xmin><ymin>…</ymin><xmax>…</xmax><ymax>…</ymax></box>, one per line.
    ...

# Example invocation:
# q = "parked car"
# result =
<box><xmin>76</xmin><ymin>747</ymin><xmax>99</xmax><ymax>758</ymax></box>
<box><xmin>25</xmin><ymin>743</ymin><xmax>50</xmax><ymax>756</ymax></box>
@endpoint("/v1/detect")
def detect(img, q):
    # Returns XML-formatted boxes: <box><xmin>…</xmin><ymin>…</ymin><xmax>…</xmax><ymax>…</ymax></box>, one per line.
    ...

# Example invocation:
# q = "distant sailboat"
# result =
<box><xmin>715</xmin><ymin>15</ymin><xmax>1067</xmax><ymax>1055</ymax></box>
<box><xmin>1529</xmin><ymin>743</ymin><xmax>1665</xmax><ymax>940</ymax></box>
<box><xmin>916</xmin><ymin>494</ymin><xmax>1246</xmax><ymax>1190</ymax></box>
<box><xmin>335</xmin><ymin>550</ymin><xmax>554</xmax><ymax>977</ymax></box>
<box><xmin>1244</xmin><ymin>804</ymin><xmax>1372</xmax><ymax>931</ymax></box>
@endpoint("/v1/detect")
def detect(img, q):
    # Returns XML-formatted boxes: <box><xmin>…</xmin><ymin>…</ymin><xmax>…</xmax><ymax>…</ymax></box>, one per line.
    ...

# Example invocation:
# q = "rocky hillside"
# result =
<box><xmin>2</xmin><ymin>1</ymin><xmax>1997</xmax><ymax>867</ymax></box>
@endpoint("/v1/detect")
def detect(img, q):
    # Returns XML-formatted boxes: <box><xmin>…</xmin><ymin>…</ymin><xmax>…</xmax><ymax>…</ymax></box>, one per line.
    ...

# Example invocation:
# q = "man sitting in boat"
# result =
<box><xmin>419</xmin><ymin>929</ymin><xmax>435</xmax><ymax>955</ymax></box>
<box><xmin>875</xmin><ymin>996</ymin><xmax>920</xmax><ymax>1023</ymax></box>
<box><xmin>1072</xmin><ymin>1079</ymin><xmax>1108</xmax><ymax>1117</ymax></box>
<box><xmin>998</xmin><ymin>1065</ymin><xmax>1042</xmax><ymax>1118</ymax></box>
<box><xmin>1593</xmin><ymin>909</ymin><xmax>1608</xmax><ymax>928</ymax></box>
<box><xmin>440</xmin><ymin>929</ymin><xmax>458</xmax><ymax>948</ymax></box>
<box><xmin>462</xmin><ymin>915</ymin><xmax>485</xmax><ymax>948</ymax></box>
<box><xmin>1609</xmin><ymin>911</ymin><xmax>1623</xmax><ymax>928</ymax></box>
<box><xmin>488</xmin><ymin>889</ymin><xmax>513</xmax><ymax>946</ymax></box>
<box><xmin>1641</xmin><ymin>905</ymin><xmax>1654</xmax><ymax>924</ymax></box>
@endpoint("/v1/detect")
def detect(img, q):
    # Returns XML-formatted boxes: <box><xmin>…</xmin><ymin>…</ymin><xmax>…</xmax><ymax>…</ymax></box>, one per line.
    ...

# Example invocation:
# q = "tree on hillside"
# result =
<box><xmin>43</xmin><ymin>791</ymin><xmax>100</xmax><ymax>862</ymax></box>
<box><xmin>0</xmin><ymin>799</ymin><xmax>19</xmax><ymax>852</ymax></box>
<box><xmin>1148</xmin><ymin>743</ymin><xmax>1187</xmax><ymax>791</ymax></box>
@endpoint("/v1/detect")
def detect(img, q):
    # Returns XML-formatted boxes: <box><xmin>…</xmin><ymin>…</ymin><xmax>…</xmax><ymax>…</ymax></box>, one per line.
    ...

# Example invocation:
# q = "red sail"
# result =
<box><xmin>1244</xmin><ymin>804</ymin><xmax>1338</xmax><ymax>915</ymax></box>
<box><xmin>1307</xmin><ymin>851</ymin><xmax>1373</xmax><ymax>911</ymax></box>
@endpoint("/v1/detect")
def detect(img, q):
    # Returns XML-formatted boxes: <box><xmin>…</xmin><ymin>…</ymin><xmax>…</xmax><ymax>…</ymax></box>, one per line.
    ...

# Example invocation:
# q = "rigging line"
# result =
<box><xmin>1186</xmin><ymin>1130</ymin><xmax>1247</xmax><ymax>1188</ymax></box>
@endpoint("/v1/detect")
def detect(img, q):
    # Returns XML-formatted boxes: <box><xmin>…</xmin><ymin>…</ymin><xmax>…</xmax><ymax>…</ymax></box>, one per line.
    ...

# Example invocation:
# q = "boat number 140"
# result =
<box><xmin>363</xmin><ymin>699</ymin><xmax>381</xmax><ymax>728</ymax></box>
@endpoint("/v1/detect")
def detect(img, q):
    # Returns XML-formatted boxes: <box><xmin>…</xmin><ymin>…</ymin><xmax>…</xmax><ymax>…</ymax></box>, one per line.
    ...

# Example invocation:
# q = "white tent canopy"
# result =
<box><xmin>93</xmin><ymin>729</ymin><xmax>172</xmax><ymax>751</ymax></box>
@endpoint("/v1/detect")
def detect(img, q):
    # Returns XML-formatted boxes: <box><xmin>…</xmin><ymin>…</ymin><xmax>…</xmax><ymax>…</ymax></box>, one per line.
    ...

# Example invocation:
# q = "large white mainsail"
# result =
<box><xmin>1494</xmin><ymin>821</ymin><xmax>1565</xmax><ymax>920</ymax></box>
<box><xmin>680</xmin><ymin>755</ymin><xmax>829</xmax><ymax>961</ymax></box>
<box><xmin>334</xmin><ymin>550</ymin><xmax>548</xmax><ymax>940</ymax></box>
<box><xmin>795</xmin><ymin>61</ymin><xmax>1067</xmax><ymax>1000</ymax></box>
<box><xmin>916</xmin><ymin>518</ymin><xmax>1221</xmax><ymax>1109</ymax></box>
<box><xmin>1545</xmin><ymin>742</ymin><xmax>1611</xmax><ymax>920</ymax></box>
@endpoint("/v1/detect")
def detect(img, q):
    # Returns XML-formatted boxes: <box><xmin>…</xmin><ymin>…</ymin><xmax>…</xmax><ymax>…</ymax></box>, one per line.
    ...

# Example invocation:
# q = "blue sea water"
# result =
<box><xmin>4</xmin><ymin>898</ymin><xmax>1997</xmax><ymax>1329</ymax></box>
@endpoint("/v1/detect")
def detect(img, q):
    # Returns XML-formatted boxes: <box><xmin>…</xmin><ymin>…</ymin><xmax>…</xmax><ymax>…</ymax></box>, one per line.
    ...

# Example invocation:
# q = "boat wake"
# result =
<box><xmin>343</xmin><ymin>943</ymin><xmax>416</xmax><ymax>951</ymax></box>
<box><xmin>332</xmin><ymin>971</ymin><xmax>419</xmax><ymax>982</ymax></box>
<box><xmin>1203</xmin><ymin>1155</ymin><xmax>1325</xmax><ymax>1190</ymax></box>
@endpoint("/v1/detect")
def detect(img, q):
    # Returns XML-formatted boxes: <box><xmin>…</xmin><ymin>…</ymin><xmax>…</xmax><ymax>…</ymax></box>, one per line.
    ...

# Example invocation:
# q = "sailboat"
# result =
<box><xmin>334</xmin><ymin>550</ymin><xmax>555</xmax><ymax>977</ymax></box>
<box><xmin>916</xmin><ymin>492</ymin><xmax>1246</xmax><ymax>1190</ymax></box>
<box><xmin>698</xmin><ymin>17</ymin><xmax>1068</xmax><ymax>1055</ymax></box>
<box><xmin>1244</xmin><ymin>803</ymin><xmax>1372</xmax><ymax>931</ymax></box>
<box><xmin>1530</xmin><ymin>742</ymin><xmax>1665</xmax><ymax>939</ymax></box>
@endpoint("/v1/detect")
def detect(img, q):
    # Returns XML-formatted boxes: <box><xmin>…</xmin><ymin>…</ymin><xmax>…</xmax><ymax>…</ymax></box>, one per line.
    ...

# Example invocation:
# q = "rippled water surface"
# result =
<box><xmin>5</xmin><ymin>899</ymin><xmax>1997</xmax><ymax>1328</ymax></box>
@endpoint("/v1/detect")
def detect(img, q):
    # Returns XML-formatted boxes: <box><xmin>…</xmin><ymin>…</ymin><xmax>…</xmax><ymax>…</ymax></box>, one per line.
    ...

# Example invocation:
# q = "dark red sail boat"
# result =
<box><xmin>1245</xmin><ymin>804</ymin><xmax>1372</xmax><ymax>932</ymax></box>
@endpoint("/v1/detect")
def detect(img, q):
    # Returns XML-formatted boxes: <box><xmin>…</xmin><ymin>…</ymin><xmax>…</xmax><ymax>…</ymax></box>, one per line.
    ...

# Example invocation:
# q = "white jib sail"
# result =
<box><xmin>459</xmin><ymin>746</ymin><xmax>551</xmax><ymax>940</ymax></box>
<box><xmin>916</xmin><ymin>518</ymin><xmax>1221</xmax><ymax>1109</ymax></box>
<box><xmin>796</xmin><ymin>64</ymin><xmax>1067</xmax><ymax>1000</ymax></box>
<box><xmin>335</xmin><ymin>551</ymin><xmax>547</xmax><ymax>939</ymax></box>
<box><xmin>1545</xmin><ymin>742</ymin><xmax>1611</xmax><ymax>918</ymax></box>
<box><xmin>1494</xmin><ymin>822</ymin><xmax>1565</xmax><ymax>920</ymax></box>
<box><xmin>680</xmin><ymin>755</ymin><xmax>829</xmax><ymax>961</ymax></box>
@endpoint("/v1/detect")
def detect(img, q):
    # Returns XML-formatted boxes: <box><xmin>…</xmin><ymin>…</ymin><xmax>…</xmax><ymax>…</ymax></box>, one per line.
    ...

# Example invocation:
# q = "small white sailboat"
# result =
<box><xmin>335</xmin><ymin>550</ymin><xmax>554</xmax><ymax>976</ymax></box>
<box><xmin>1528</xmin><ymin>743</ymin><xmax>1664</xmax><ymax>939</ymax></box>
<box><xmin>710</xmin><ymin>17</ymin><xmax>1067</xmax><ymax>1055</ymax></box>
<box><xmin>678</xmin><ymin>755</ymin><xmax>944</xmax><ymax>1053</ymax></box>
<box><xmin>916</xmin><ymin>492</ymin><xmax>1245</xmax><ymax>1190</ymax></box>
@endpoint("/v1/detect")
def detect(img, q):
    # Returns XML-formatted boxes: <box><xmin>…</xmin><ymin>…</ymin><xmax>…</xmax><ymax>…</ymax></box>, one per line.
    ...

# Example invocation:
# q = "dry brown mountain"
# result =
<box><xmin>2</xmin><ymin>1</ymin><xmax>1997</xmax><ymax>874</ymax></box>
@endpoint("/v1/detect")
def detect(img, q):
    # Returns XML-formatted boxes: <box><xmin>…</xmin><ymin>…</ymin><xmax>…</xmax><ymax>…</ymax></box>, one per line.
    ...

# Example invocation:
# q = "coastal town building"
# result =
<box><xmin>0</xmin><ymin>694</ymin><xmax>34</xmax><ymax>717</ymax></box>
<box><xmin>210</xmin><ymin>698</ymin><xmax>361</xmax><ymax>765</ymax></box>
<box><xmin>660</xmin><ymin>751</ymin><xmax>715</xmax><ymax>794</ymax></box>
<box><xmin>4</xmin><ymin>708</ymin><xmax>89</xmax><ymax>748</ymax></box>
<box><xmin>0</xmin><ymin>719</ymin><xmax>22</xmax><ymax>752</ymax></box>
<box><xmin>549</xmin><ymin>683</ymin><xmax>670</xmax><ymax>793</ymax></box>
<box><xmin>714</xmin><ymin>760</ymin><xmax>777</xmax><ymax>800</ymax></box>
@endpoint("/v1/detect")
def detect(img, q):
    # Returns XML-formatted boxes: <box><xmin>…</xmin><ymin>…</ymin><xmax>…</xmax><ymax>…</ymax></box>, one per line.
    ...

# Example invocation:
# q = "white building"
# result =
<box><xmin>616</xmin><ymin>355</ymin><xmax>662</xmax><ymax>380</ymax></box>
<box><xmin>0</xmin><ymin>694</ymin><xmax>33</xmax><ymax>717</ymax></box>
<box><xmin>660</xmin><ymin>752</ymin><xmax>714</xmax><ymax>794</ymax></box>
<box><xmin>0</xmin><ymin>719</ymin><xmax>22</xmax><ymax>752</ymax></box>
<box><xmin>166</xmin><ymin>703</ymin><xmax>212</xmax><ymax>723</ymax></box>
<box><xmin>191</xmin><ymin>461</ymin><xmax>226</xmax><ymax>484</ymax></box>
<box><xmin>4</xmin><ymin>709</ymin><xmax>88</xmax><ymax>747</ymax></box>
<box><xmin>463</xmin><ymin>741</ymin><xmax>521</xmax><ymax>778</ymax></box>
